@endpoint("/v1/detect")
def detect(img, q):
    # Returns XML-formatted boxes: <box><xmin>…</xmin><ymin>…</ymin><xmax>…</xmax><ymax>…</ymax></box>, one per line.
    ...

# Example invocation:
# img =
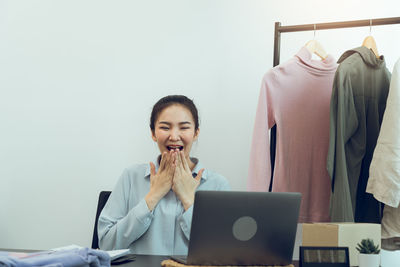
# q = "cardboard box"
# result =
<box><xmin>302</xmin><ymin>223</ymin><xmax>381</xmax><ymax>266</ymax></box>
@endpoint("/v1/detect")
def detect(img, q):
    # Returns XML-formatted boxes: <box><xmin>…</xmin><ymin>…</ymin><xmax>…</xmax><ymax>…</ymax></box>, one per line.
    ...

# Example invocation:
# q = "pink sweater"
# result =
<box><xmin>248</xmin><ymin>47</ymin><xmax>337</xmax><ymax>222</ymax></box>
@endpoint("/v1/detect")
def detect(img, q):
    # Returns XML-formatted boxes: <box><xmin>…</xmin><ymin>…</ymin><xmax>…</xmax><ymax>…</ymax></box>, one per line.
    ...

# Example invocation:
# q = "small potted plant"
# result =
<box><xmin>356</xmin><ymin>238</ymin><xmax>380</xmax><ymax>267</ymax></box>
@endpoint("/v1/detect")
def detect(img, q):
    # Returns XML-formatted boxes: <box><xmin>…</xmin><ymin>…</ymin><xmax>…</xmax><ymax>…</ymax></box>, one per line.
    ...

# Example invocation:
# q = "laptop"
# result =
<box><xmin>172</xmin><ymin>191</ymin><xmax>301</xmax><ymax>266</ymax></box>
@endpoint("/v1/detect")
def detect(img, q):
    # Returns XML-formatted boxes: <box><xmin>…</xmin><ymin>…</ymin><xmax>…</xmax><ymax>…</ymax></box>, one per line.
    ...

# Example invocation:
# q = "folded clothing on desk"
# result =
<box><xmin>0</xmin><ymin>248</ymin><xmax>110</xmax><ymax>267</ymax></box>
<box><xmin>161</xmin><ymin>259</ymin><xmax>294</xmax><ymax>267</ymax></box>
<box><xmin>50</xmin><ymin>245</ymin><xmax>129</xmax><ymax>261</ymax></box>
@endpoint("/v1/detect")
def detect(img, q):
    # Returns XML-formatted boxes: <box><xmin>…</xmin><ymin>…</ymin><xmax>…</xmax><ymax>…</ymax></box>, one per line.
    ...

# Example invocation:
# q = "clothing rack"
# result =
<box><xmin>268</xmin><ymin>16</ymin><xmax>400</xmax><ymax>191</ymax></box>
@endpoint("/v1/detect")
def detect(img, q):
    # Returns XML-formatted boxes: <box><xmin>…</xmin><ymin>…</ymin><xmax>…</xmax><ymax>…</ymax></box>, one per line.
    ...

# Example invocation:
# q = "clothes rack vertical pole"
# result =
<box><xmin>268</xmin><ymin>17</ymin><xmax>400</xmax><ymax>191</ymax></box>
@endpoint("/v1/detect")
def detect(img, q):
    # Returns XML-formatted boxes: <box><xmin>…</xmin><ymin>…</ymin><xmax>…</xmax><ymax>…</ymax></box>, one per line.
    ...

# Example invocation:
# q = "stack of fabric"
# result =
<box><xmin>0</xmin><ymin>248</ymin><xmax>110</xmax><ymax>267</ymax></box>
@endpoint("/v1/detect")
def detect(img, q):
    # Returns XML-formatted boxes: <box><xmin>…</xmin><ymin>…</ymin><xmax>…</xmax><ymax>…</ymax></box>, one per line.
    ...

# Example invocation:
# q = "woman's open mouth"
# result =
<box><xmin>167</xmin><ymin>145</ymin><xmax>184</xmax><ymax>151</ymax></box>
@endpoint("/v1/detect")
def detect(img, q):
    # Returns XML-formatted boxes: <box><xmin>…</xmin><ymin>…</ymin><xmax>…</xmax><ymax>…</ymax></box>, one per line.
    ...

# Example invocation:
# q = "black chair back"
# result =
<box><xmin>91</xmin><ymin>191</ymin><xmax>111</xmax><ymax>249</ymax></box>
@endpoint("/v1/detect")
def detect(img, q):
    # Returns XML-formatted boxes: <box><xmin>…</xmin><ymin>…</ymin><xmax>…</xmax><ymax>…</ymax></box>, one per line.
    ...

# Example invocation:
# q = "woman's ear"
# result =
<box><xmin>151</xmin><ymin>130</ymin><xmax>157</xmax><ymax>142</ymax></box>
<box><xmin>194</xmin><ymin>128</ymin><xmax>200</xmax><ymax>141</ymax></box>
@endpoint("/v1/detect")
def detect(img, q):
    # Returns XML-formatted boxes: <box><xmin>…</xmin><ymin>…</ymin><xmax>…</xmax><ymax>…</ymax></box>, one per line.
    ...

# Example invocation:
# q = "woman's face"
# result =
<box><xmin>151</xmin><ymin>104</ymin><xmax>199</xmax><ymax>158</ymax></box>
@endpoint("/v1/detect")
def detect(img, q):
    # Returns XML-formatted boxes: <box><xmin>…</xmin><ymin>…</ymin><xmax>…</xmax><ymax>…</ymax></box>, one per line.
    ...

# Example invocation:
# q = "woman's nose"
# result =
<box><xmin>169</xmin><ymin>129</ymin><xmax>180</xmax><ymax>141</ymax></box>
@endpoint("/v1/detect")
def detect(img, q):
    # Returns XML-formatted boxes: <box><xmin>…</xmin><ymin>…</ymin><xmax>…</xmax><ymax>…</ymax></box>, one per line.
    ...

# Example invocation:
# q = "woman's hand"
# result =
<box><xmin>145</xmin><ymin>151</ymin><xmax>176</xmax><ymax>211</ymax></box>
<box><xmin>172</xmin><ymin>150</ymin><xmax>204</xmax><ymax>211</ymax></box>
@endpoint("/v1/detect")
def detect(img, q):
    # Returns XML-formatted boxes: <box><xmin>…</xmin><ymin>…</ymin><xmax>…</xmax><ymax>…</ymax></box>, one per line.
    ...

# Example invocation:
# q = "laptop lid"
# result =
<box><xmin>186</xmin><ymin>191</ymin><xmax>301</xmax><ymax>266</ymax></box>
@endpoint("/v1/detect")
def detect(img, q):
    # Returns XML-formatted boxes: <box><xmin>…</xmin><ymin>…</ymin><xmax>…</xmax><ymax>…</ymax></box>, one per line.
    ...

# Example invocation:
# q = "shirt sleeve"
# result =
<box><xmin>178</xmin><ymin>205</ymin><xmax>194</xmax><ymax>240</ymax></box>
<box><xmin>247</xmin><ymin>75</ymin><xmax>275</xmax><ymax>191</ymax></box>
<box><xmin>98</xmin><ymin>169</ymin><xmax>154</xmax><ymax>250</ymax></box>
<box><xmin>326</xmin><ymin>70</ymin><xmax>358</xmax><ymax>222</ymax></box>
<box><xmin>218</xmin><ymin>178</ymin><xmax>231</xmax><ymax>191</ymax></box>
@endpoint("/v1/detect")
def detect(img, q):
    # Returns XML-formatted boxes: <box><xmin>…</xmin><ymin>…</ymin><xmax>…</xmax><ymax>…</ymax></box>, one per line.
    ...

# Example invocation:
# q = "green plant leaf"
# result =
<box><xmin>356</xmin><ymin>238</ymin><xmax>380</xmax><ymax>254</ymax></box>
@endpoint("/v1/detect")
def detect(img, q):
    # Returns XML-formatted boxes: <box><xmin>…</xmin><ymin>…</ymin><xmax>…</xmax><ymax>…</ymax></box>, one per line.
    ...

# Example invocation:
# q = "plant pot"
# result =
<box><xmin>358</xmin><ymin>253</ymin><xmax>380</xmax><ymax>267</ymax></box>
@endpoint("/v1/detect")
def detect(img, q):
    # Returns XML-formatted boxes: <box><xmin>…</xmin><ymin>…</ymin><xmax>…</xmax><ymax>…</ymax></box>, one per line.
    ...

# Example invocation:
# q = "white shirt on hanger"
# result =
<box><xmin>368</xmin><ymin>58</ymin><xmax>400</xmax><ymax>239</ymax></box>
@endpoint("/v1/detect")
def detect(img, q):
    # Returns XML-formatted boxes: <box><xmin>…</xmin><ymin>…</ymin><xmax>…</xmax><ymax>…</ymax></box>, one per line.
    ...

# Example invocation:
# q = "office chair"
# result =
<box><xmin>91</xmin><ymin>190</ymin><xmax>111</xmax><ymax>249</ymax></box>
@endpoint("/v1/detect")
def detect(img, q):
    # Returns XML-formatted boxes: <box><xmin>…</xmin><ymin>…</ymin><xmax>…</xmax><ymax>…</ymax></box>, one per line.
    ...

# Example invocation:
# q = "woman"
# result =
<box><xmin>98</xmin><ymin>95</ymin><xmax>230</xmax><ymax>255</ymax></box>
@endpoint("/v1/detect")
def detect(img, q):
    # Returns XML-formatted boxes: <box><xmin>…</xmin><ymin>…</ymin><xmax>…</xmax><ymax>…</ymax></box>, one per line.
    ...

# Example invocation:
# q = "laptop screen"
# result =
<box><xmin>186</xmin><ymin>191</ymin><xmax>301</xmax><ymax>266</ymax></box>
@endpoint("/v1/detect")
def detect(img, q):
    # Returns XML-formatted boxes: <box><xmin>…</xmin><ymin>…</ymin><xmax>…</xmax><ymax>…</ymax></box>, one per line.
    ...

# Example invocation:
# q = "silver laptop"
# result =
<box><xmin>172</xmin><ymin>191</ymin><xmax>301</xmax><ymax>266</ymax></box>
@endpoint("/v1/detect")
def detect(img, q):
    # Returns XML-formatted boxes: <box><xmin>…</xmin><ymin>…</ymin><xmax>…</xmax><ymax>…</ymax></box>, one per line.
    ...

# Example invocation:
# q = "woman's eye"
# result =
<box><xmin>160</xmin><ymin>127</ymin><xmax>169</xmax><ymax>130</ymax></box>
<box><xmin>180</xmin><ymin>127</ymin><xmax>190</xmax><ymax>130</ymax></box>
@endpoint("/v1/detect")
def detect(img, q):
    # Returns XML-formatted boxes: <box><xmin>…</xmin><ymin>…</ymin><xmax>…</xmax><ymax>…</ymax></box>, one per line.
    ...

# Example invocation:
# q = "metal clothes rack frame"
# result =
<box><xmin>268</xmin><ymin>17</ymin><xmax>400</xmax><ymax>191</ymax></box>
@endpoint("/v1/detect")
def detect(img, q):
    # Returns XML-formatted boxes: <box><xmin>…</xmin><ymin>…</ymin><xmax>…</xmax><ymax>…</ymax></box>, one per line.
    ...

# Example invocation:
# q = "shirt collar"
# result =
<box><xmin>144</xmin><ymin>155</ymin><xmax>207</xmax><ymax>180</ymax></box>
<box><xmin>337</xmin><ymin>46</ymin><xmax>385</xmax><ymax>69</ymax></box>
<box><xmin>295</xmin><ymin>46</ymin><xmax>337</xmax><ymax>73</ymax></box>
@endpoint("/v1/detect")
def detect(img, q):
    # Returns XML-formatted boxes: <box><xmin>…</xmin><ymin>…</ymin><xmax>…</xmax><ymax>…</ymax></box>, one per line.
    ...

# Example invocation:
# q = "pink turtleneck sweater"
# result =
<box><xmin>248</xmin><ymin>47</ymin><xmax>337</xmax><ymax>222</ymax></box>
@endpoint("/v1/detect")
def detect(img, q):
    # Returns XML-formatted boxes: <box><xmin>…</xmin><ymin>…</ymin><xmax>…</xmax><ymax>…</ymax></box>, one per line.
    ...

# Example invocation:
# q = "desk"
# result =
<box><xmin>120</xmin><ymin>255</ymin><xmax>168</xmax><ymax>267</ymax></box>
<box><xmin>1</xmin><ymin>249</ymin><xmax>298</xmax><ymax>267</ymax></box>
<box><xmin>114</xmin><ymin>255</ymin><xmax>299</xmax><ymax>267</ymax></box>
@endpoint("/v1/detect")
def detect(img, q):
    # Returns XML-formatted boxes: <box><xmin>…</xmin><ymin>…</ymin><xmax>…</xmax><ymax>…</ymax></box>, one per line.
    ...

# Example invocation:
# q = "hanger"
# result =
<box><xmin>362</xmin><ymin>19</ymin><xmax>379</xmax><ymax>58</ymax></box>
<box><xmin>305</xmin><ymin>24</ymin><xmax>328</xmax><ymax>60</ymax></box>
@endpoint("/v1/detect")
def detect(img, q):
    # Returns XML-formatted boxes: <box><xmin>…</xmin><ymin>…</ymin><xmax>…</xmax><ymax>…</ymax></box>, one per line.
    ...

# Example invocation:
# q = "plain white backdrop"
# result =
<box><xmin>1</xmin><ymin>0</ymin><xmax>400</xmax><ymax>249</ymax></box>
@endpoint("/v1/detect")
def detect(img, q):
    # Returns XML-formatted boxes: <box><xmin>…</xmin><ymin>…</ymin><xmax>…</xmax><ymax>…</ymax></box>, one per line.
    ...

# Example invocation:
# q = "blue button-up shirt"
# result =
<box><xmin>98</xmin><ymin>157</ymin><xmax>230</xmax><ymax>255</ymax></box>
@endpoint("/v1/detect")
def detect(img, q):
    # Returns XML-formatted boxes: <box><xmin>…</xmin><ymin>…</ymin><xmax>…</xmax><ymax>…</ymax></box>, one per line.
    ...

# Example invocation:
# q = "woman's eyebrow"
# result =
<box><xmin>158</xmin><ymin>121</ymin><xmax>192</xmax><ymax>125</ymax></box>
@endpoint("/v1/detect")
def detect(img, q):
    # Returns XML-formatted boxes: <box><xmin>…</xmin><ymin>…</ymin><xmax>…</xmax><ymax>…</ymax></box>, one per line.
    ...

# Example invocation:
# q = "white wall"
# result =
<box><xmin>1</xmin><ymin>0</ymin><xmax>399</xmax><ymax>250</ymax></box>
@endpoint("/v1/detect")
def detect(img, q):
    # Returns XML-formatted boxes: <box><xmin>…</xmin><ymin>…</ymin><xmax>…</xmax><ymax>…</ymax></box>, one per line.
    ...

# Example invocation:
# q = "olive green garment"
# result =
<box><xmin>327</xmin><ymin>46</ymin><xmax>391</xmax><ymax>222</ymax></box>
